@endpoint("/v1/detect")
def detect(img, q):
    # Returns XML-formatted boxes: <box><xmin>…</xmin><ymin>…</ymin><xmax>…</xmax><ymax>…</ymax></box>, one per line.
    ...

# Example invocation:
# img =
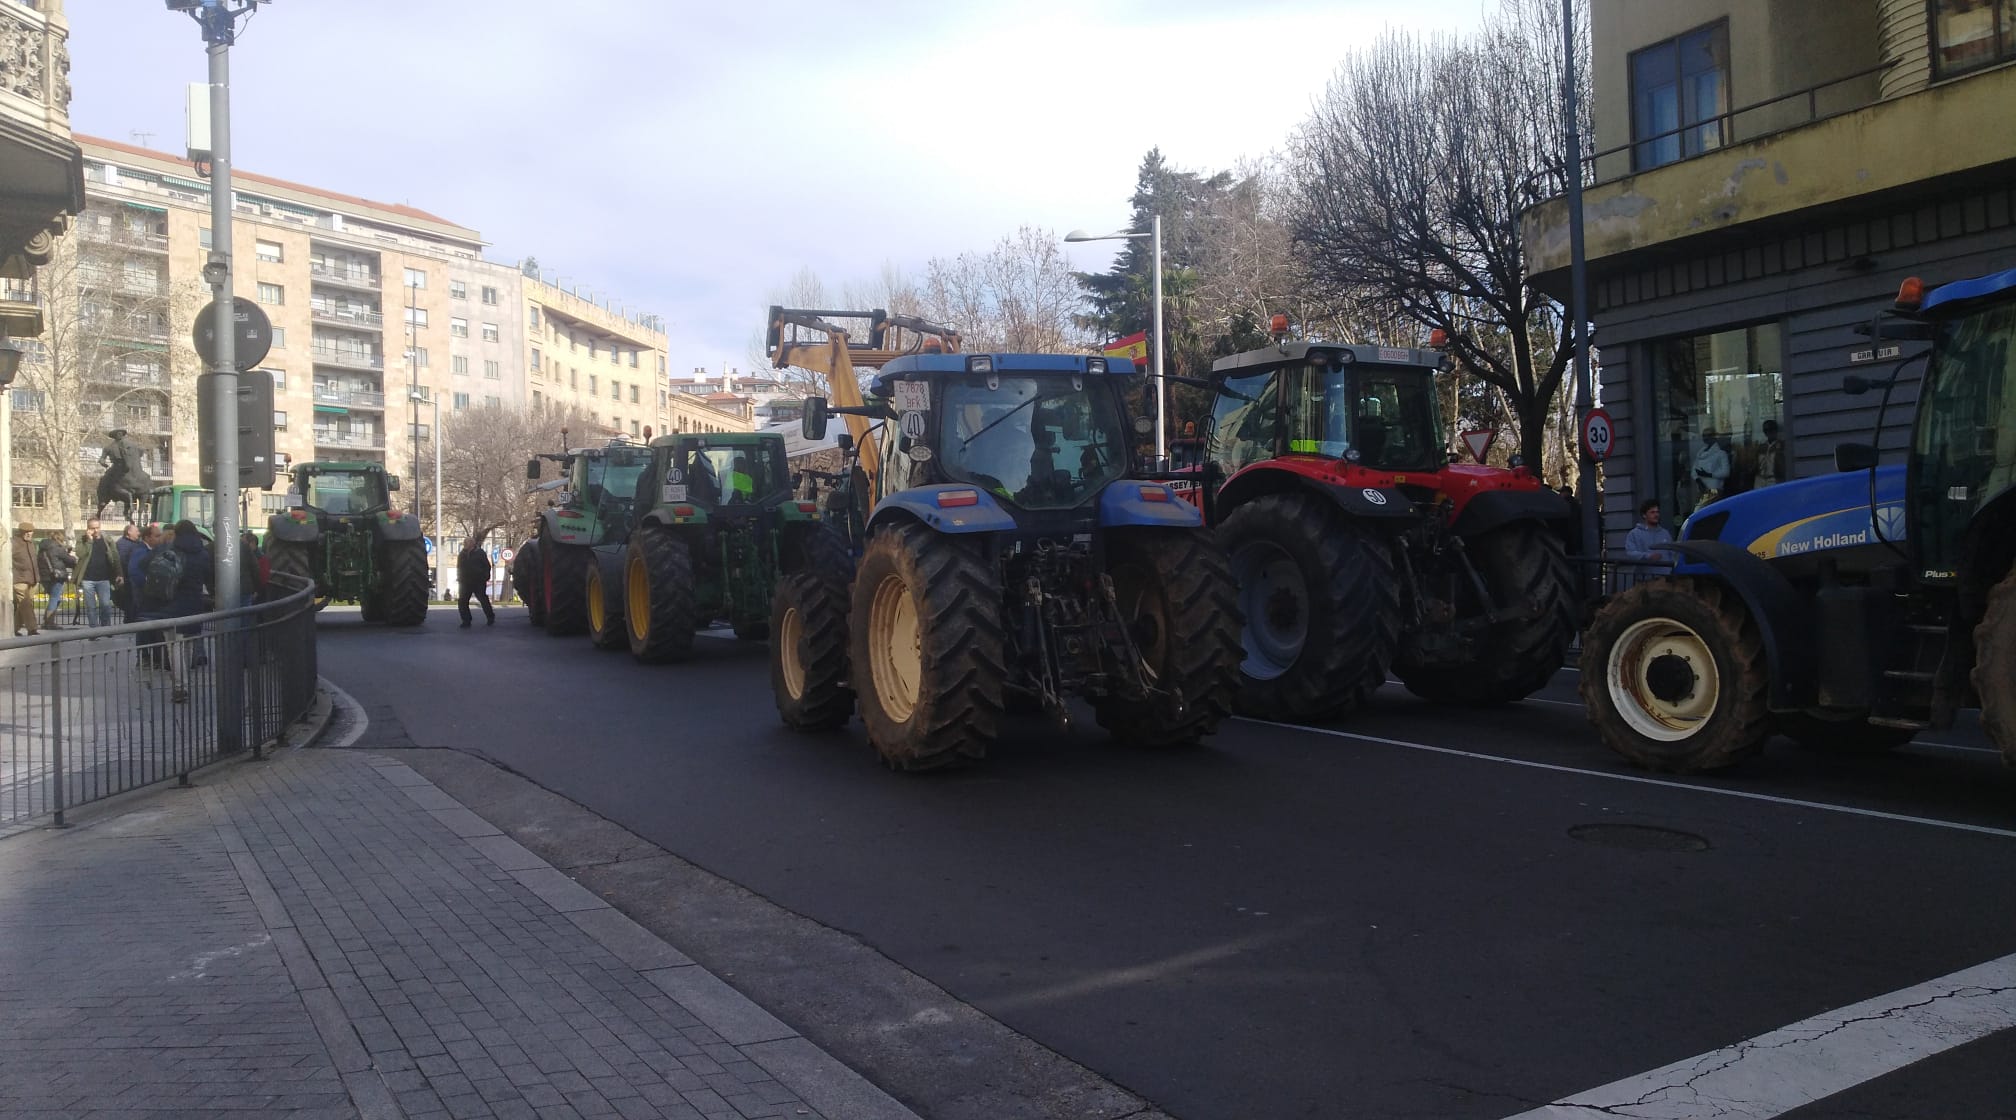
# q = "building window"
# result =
<box><xmin>1933</xmin><ymin>0</ymin><xmax>2015</xmax><ymax>78</ymax></box>
<box><xmin>612</xmin><ymin>380</ymin><xmax>622</xmax><ymax>401</ymax></box>
<box><xmin>484</xmin><ymin>360</ymin><xmax>500</xmax><ymax>379</ymax></box>
<box><xmin>532</xmin><ymin>390</ymin><xmax>542</xmax><ymax>406</ymax></box>
<box><xmin>271</xmin><ymin>326</ymin><xmax>286</xmax><ymax>348</ymax></box>
<box><xmin>450</xmin><ymin>279</ymin><xmax>467</xmax><ymax>300</ymax></box>
<box><xmin>257</xmin><ymin>282</ymin><xmax>284</xmax><ymax>305</ymax></box>
<box><xmin>405</xmin><ymin>307</ymin><xmax>429</xmax><ymax>328</ymax></box>
<box><xmin>255</xmin><ymin>240</ymin><xmax>283</xmax><ymax>263</ymax></box>
<box><xmin>629</xmin><ymin>351</ymin><xmax>639</xmax><ymax>368</ymax></box>
<box><xmin>412</xmin><ymin>347</ymin><xmax>430</xmax><ymax>368</ymax></box>
<box><xmin>199</xmin><ymin>227</ymin><xmax>212</xmax><ymax>248</ymax></box>
<box><xmin>452</xmin><ymin>392</ymin><xmax>471</xmax><ymax>411</ymax></box>
<box><xmin>630</xmin><ymin>420</ymin><xmax>640</xmax><ymax>437</ymax></box>
<box><xmin>12</xmin><ymin>484</ymin><xmax>46</xmax><ymax>509</ymax></box>
<box><xmin>529</xmin><ymin>307</ymin><xmax>541</xmax><ymax>329</ymax></box>
<box><xmin>1647</xmin><ymin>322</ymin><xmax>1785</xmax><ymax>518</ymax></box>
<box><xmin>452</xmin><ymin>355</ymin><xmax>469</xmax><ymax>375</ymax></box>
<box><xmin>531</xmin><ymin>347</ymin><xmax>542</xmax><ymax>371</ymax></box>
<box><xmin>484</xmin><ymin>395</ymin><xmax>500</xmax><ymax>409</ymax></box>
<box><xmin>590</xmin><ymin>375</ymin><xmax>598</xmax><ymax>394</ymax></box>
<box><xmin>570</xmin><ymin>369</ymin><xmax>578</xmax><ymax>389</ymax></box>
<box><xmin>263</xmin><ymin>368</ymin><xmax>286</xmax><ymax>391</ymax></box>
<box><xmin>410</xmin><ymin>422</ymin><xmax>431</xmax><ymax>441</ymax></box>
<box><xmin>481</xmin><ymin>322</ymin><xmax>499</xmax><ymax>342</ymax></box>
<box><xmin>480</xmin><ymin>286</ymin><xmax>498</xmax><ymax>306</ymax></box>
<box><xmin>1629</xmin><ymin>21</ymin><xmax>1728</xmax><ymax>172</ymax></box>
<box><xmin>450</xmin><ymin>316</ymin><xmax>469</xmax><ymax>338</ymax></box>
<box><xmin>274</xmin><ymin>410</ymin><xmax>288</xmax><ymax>430</ymax></box>
<box><xmin>628</xmin><ymin>384</ymin><xmax>639</xmax><ymax>403</ymax></box>
<box><xmin>403</xmin><ymin>268</ymin><xmax>427</xmax><ymax>289</ymax></box>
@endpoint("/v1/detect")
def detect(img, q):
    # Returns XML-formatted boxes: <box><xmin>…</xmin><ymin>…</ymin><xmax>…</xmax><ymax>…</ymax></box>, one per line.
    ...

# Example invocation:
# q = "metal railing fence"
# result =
<box><xmin>0</xmin><ymin>574</ymin><xmax>319</xmax><ymax>830</ymax></box>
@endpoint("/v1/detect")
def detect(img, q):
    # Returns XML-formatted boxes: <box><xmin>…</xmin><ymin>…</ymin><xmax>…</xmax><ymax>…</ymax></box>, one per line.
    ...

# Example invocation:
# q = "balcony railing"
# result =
<box><xmin>312</xmin><ymin>429</ymin><xmax>386</xmax><ymax>450</ymax></box>
<box><xmin>314</xmin><ymin>386</ymin><xmax>386</xmax><ymax>409</ymax></box>
<box><xmin>309</xmin><ymin>304</ymin><xmax>384</xmax><ymax>330</ymax></box>
<box><xmin>309</xmin><ymin>262</ymin><xmax>380</xmax><ymax>289</ymax></box>
<box><xmin>87</xmin><ymin>368</ymin><xmax>166</xmax><ymax>389</ymax></box>
<box><xmin>90</xmin><ymin>318</ymin><xmax>170</xmax><ymax>345</ymax></box>
<box><xmin>1587</xmin><ymin>62</ymin><xmax>1891</xmax><ymax>185</ymax></box>
<box><xmin>77</xmin><ymin>225</ymin><xmax>170</xmax><ymax>253</ymax></box>
<box><xmin>309</xmin><ymin>345</ymin><xmax>384</xmax><ymax>370</ymax></box>
<box><xmin>79</xmin><ymin>272</ymin><xmax>166</xmax><ymax>298</ymax></box>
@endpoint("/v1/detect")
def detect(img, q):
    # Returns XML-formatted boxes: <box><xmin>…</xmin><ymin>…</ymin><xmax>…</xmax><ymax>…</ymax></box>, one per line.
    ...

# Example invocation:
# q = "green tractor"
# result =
<box><xmin>616</xmin><ymin>430</ymin><xmax>849</xmax><ymax>663</ymax></box>
<box><xmin>149</xmin><ymin>485</ymin><xmax>217</xmax><ymax>540</ymax></box>
<box><xmin>264</xmin><ymin>461</ymin><xmax>430</xmax><ymax>625</ymax></box>
<box><xmin>516</xmin><ymin>440</ymin><xmax>651</xmax><ymax>637</ymax></box>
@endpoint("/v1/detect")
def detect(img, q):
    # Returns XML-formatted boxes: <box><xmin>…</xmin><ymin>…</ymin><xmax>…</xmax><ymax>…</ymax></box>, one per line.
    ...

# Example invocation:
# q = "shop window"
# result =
<box><xmin>1647</xmin><ymin>322</ymin><xmax>1785</xmax><ymax>517</ymax></box>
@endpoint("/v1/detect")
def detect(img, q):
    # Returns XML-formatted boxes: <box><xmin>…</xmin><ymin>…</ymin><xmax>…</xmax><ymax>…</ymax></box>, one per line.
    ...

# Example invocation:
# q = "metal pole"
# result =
<box><xmin>1151</xmin><ymin>212</ymin><xmax>1166</xmax><ymax>464</ymax></box>
<box><xmin>432</xmin><ymin>396</ymin><xmax>442</xmax><ymax>598</ymax></box>
<box><xmin>408</xmin><ymin>282</ymin><xmax>419</xmax><ymax>503</ymax></box>
<box><xmin>49</xmin><ymin>642</ymin><xmax>64</xmax><ymax>828</ymax></box>
<box><xmin>1562</xmin><ymin>0</ymin><xmax>1600</xmax><ymax>564</ymax></box>
<box><xmin>206</xmin><ymin>35</ymin><xmax>241</xmax><ymax>610</ymax></box>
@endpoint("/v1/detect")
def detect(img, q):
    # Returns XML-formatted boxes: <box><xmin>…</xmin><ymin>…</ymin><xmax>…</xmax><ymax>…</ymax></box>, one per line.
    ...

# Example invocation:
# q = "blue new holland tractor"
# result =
<box><xmin>776</xmin><ymin>352</ymin><xmax>1243</xmax><ymax>770</ymax></box>
<box><xmin>1582</xmin><ymin>267</ymin><xmax>2016</xmax><ymax>772</ymax></box>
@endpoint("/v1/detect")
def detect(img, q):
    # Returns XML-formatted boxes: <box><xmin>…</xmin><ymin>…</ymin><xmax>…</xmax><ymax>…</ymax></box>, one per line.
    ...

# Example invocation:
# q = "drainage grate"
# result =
<box><xmin>1568</xmin><ymin>823</ymin><xmax>1710</xmax><ymax>852</ymax></box>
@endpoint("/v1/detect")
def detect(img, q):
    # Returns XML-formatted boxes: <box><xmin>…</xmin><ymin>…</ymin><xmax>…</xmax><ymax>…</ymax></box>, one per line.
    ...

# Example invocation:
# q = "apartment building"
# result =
<box><xmin>1522</xmin><ymin>0</ymin><xmax>2016</xmax><ymax>540</ymax></box>
<box><xmin>522</xmin><ymin>278</ymin><xmax>685</xmax><ymax>442</ymax></box>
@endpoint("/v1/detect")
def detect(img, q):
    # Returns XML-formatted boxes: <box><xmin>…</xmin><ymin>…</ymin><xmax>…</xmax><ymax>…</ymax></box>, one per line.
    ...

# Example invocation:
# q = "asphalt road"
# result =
<box><xmin>321</xmin><ymin>608</ymin><xmax>2016</xmax><ymax>1120</ymax></box>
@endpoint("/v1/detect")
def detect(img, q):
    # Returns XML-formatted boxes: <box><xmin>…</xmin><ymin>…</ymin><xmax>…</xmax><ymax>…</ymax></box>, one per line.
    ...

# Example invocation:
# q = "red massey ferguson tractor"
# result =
<box><xmin>1189</xmin><ymin>340</ymin><xmax>1578</xmax><ymax>720</ymax></box>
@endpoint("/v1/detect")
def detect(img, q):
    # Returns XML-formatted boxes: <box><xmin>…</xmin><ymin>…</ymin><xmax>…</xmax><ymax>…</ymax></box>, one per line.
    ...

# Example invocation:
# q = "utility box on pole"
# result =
<box><xmin>184</xmin><ymin>82</ymin><xmax>211</xmax><ymax>161</ymax></box>
<box><xmin>198</xmin><ymin>369</ymin><xmax>276</xmax><ymax>490</ymax></box>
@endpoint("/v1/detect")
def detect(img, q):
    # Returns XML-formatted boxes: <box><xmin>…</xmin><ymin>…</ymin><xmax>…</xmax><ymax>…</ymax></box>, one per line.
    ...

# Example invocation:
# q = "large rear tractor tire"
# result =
<box><xmin>515</xmin><ymin>539</ymin><xmax>545</xmax><ymax>627</ymax></box>
<box><xmin>586</xmin><ymin>556</ymin><xmax>627</xmax><ymax>651</ymax></box>
<box><xmin>1093</xmin><ymin>529</ymin><xmax>1243</xmax><ymax>747</ymax></box>
<box><xmin>1579</xmin><ymin>577</ymin><xmax>1771</xmax><ymax>773</ymax></box>
<box><xmin>849</xmin><ymin>522</ymin><xmax>1003</xmax><ymax>771</ymax></box>
<box><xmin>1975</xmin><ymin>564</ymin><xmax>2016</xmax><ymax>766</ymax></box>
<box><xmin>381</xmin><ymin>540</ymin><xmax>430</xmax><ymax>627</ymax></box>
<box><xmin>771</xmin><ymin>572</ymin><xmax>854</xmax><ymax>731</ymax></box>
<box><xmin>1776</xmin><ymin>711</ymin><xmax>1916</xmax><ymax>755</ymax></box>
<box><xmin>540</xmin><ymin>531</ymin><xmax>590</xmax><ymax>636</ymax></box>
<box><xmin>625</xmin><ymin>528</ymin><xmax>698</xmax><ymax>664</ymax></box>
<box><xmin>1219</xmin><ymin>492</ymin><xmax>1400</xmax><ymax>722</ymax></box>
<box><xmin>267</xmin><ymin>541</ymin><xmax>325</xmax><ymax>610</ymax></box>
<box><xmin>1393</xmin><ymin>521</ymin><xmax>1578</xmax><ymax>704</ymax></box>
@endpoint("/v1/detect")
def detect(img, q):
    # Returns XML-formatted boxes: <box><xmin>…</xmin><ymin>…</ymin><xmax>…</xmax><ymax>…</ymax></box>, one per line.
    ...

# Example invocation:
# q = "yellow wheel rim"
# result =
<box><xmin>868</xmin><ymin>573</ymin><xmax>920</xmax><ymax>723</ymax></box>
<box><xmin>778</xmin><ymin>603</ymin><xmax>806</xmax><ymax>701</ymax></box>
<box><xmin>626</xmin><ymin>550</ymin><xmax>650</xmax><ymax>642</ymax></box>
<box><xmin>587</xmin><ymin>567</ymin><xmax>605</xmax><ymax>632</ymax></box>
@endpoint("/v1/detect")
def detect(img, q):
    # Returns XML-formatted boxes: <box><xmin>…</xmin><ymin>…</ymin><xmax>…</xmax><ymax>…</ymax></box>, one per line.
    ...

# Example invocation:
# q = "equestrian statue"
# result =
<box><xmin>95</xmin><ymin>428</ymin><xmax>153</xmax><ymax>523</ymax></box>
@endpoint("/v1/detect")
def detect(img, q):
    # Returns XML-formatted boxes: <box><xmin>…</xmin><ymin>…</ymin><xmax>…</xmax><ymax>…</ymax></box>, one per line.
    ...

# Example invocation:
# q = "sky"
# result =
<box><xmin>66</xmin><ymin>0</ymin><xmax>1487</xmax><ymax>371</ymax></box>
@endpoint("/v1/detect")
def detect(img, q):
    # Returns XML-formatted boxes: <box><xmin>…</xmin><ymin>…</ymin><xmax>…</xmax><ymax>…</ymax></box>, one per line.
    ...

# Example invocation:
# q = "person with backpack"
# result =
<box><xmin>36</xmin><ymin>530</ymin><xmax>76</xmax><ymax>631</ymax></box>
<box><xmin>128</xmin><ymin>524</ymin><xmax>170</xmax><ymax>674</ymax></box>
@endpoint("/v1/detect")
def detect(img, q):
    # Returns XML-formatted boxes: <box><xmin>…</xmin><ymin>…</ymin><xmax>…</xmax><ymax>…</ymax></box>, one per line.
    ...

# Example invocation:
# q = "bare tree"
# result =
<box><xmin>415</xmin><ymin>397</ymin><xmax>601</xmax><ymax>543</ymax></box>
<box><xmin>1288</xmin><ymin>0</ymin><xmax>1589</xmax><ymax>467</ymax></box>
<box><xmin>923</xmin><ymin>227</ymin><xmax>1089</xmax><ymax>352</ymax></box>
<box><xmin>12</xmin><ymin>222</ymin><xmax>204</xmax><ymax>530</ymax></box>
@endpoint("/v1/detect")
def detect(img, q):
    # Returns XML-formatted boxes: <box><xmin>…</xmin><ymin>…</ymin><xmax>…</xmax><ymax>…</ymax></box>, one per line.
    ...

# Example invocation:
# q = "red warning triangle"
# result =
<box><xmin>1461</xmin><ymin>429</ymin><xmax>1495</xmax><ymax>463</ymax></box>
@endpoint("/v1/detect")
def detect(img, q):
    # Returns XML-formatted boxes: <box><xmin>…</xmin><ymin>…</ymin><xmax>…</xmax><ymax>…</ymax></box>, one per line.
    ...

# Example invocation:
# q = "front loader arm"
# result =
<box><xmin>771</xmin><ymin>332</ymin><xmax>882</xmax><ymax>492</ymax></box>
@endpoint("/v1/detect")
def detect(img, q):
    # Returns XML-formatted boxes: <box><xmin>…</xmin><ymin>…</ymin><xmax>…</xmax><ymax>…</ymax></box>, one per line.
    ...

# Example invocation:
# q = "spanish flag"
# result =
<box><xmin>1102</xmin><ymin>330</ymin><xmax>1148</xmax><ymax>364</ymax></box>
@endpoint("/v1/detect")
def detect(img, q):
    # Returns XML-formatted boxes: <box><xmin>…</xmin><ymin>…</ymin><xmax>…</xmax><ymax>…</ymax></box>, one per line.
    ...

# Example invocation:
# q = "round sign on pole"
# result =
<box><xmin>1582</xmin><ymin>408</ymin><xmax>1615</xmax><ymax>462</ymax></box>
<box><xmin>192</xmin><ymin>296</ymin><xmax>275</xmax><ymax>372</ymax></box>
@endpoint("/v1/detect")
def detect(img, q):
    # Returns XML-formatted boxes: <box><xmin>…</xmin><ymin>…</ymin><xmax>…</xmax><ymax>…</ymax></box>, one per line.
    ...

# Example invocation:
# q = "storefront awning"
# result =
<box><xmin>122</xmin><ymin>202</ymin><xmax>167</xmax><ymax>215</ymax></box>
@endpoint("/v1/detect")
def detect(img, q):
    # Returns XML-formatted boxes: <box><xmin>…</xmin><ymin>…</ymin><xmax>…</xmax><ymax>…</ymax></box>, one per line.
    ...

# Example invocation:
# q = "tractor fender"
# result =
<box><xmin>1668</xmin><ymin>539</ymin><xmax>1817</xmax><ymax>710</ymax></box>
<box><xmin>1214</xmin><ymin>462</ymin><xmax>1416</xmax><ymax>524</ymax></box>
<box><xmin>1450</xmin><ymin>488</ymin><xmax>1571</xmax><ymax>537</ymax></box>
<box><xmin>375</xmin><ymin>512</ymin><xmax>425</xmax><ymax>542</ymax></box>
<box><xmin>868</xmin><ymin>485</ymin><xmax>1017</xmax><ymax>535</ymax></box>
<box><xmin>539</xmin><ymin>507</ymin><xmax>601</xmax><ymax>544</ymax></box>
<box><xmin>266</xmin><ymin>511</ymin><xmax>320</xmax><ymax>544</ymax></box>
<box><xmin>589</xmin><ymin>544</ymin><xmax>626</xmax><ymax>617</ymax></box>
<box><xmin>1097</xmin><ymin>482</ymin><xmax>1203</xmax><ymax>529</ymax></box>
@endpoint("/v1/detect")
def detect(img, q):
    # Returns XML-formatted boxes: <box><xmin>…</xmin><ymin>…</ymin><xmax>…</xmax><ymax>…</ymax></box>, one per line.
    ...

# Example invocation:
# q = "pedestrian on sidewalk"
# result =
<box><xmin>457</xmin><ymin>533</ymin><xmax>494</xmax><ymax>628</ymax></box>
<box><xmin>78</xmin><ymin>519</ymin><xmax>121</xmax><ymax>634</ymax></box>
<box><xmin>114</xmin><ymin>522</ymin><xmax>142</xmax><ymax>624</ymax></box>
<box><xmin>36</xmin><ymin>529</ymin><xmax>76</xmax><ymax>631</ymax></box>
<box><xmin>1624</xmin><ymin>498</ymin><xmax>1676</xmax><ymax>572</ymax></box>
<box><xmin>11</xmin><ymin>522</ymin><xmax>39</xmax><ymax>637</ymax></box>
<box><xmin>129</xmin><ymin>523</ymin><xmax>169</xmax><ymax>672</ymax></box>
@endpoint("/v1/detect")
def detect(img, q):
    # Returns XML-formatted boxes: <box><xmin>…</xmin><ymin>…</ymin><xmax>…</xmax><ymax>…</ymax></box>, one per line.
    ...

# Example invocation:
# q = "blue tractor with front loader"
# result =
<box><xmin>772</xmin><ymin>332</ymin><xmax>1243</xmax><ymax>770</ymax></box>
<box><xmin>1581</xmin><ymin>267</ymin><xmax>2016</xmax><ymax>771</ymax></box>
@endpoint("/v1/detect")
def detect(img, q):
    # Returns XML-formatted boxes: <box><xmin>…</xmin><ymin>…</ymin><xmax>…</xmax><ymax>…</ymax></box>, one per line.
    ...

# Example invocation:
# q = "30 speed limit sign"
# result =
<box><xmin>1582</xmin><ymin>408</ymin><xmax>1615</xmax><ymax>462</ymax></box>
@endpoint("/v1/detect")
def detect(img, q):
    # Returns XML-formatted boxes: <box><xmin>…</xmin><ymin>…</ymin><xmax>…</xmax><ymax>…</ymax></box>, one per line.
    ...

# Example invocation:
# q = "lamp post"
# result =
<box><xmin>1561</xmin><ymin>0</ymin><xmax>1600</xmax><ymax>565</ymax></box>
<box><xmin>1065</xmin><ymin>216</ymin><xmax>1165</xmax><ymax>462</ymax></box>
<box><xmin>409</xmin><ymin>389</ymin><xmax>440</xmax><ymax>597</ymax></box>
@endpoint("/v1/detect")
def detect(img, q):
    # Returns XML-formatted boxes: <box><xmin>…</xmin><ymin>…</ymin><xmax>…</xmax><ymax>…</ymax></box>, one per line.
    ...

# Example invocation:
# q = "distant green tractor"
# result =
<box><xmin>150</xmin><ymin>485</ymin><xmax>217</xmax><ymax>541</ymax></box>
<box><xmin>617</xmin><ymin>430</ymin><xmax>849</xmax><ymax>663</ymax></box>
<box><xmin>265</xmin><ymin>461</ymin><xmax>430</xmax><ymax>626</ymax></box>
<box><xmin>516</xmin><ymin>440</ymin><xmax>652</xmax><ymax>638</ymax></box>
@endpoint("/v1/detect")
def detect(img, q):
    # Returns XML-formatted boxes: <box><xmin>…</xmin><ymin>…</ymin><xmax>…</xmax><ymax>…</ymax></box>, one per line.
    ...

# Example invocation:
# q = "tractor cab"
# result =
<box><xmin>150</xmin><ymin>485</ymin><xmax>217</xmax><ymax>538</ymax></box>
<box><xmin>565</xmin><ymin>443</ymin><xmax>653</xmax><ymax>524</ymax></box>
<box><xmin>655</xmin><ymin>434</ymin><xmax>791</xmax><ymax>511</ymax></box>
<box><xmin>293</xmin><ymin>465</ymin><xmax>394</xmax><ymax>518</ymax></box>
<box><xmin>1904</xmin><ymin>269</ymin><xmax>2016</xmax><ymax>584</ymax></box>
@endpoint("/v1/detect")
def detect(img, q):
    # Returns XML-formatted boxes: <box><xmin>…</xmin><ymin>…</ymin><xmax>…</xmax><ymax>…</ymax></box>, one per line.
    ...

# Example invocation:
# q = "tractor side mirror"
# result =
<box><xmin>801</xmin><ymin>396</ymin><xmax>829</xmax><ymax>441</ymax></box>
<box><xmin>835</xmin><ymin>431</ymin><xmax>853</xmax><ymax>454</ymax></box>
<box><xmin>1834</xmin><ymin>442</ymin><xmax>1878</xmax><ymax>472</ymax></box>
<box><xmin>386</xmin><ymin>476</ymin><xmax>401</xmax><ymax>492</ymax></box>
<box><xmin>527</xmin><ymin>458</ymin><xmax>541</xmax><ymax>480</ymax></box>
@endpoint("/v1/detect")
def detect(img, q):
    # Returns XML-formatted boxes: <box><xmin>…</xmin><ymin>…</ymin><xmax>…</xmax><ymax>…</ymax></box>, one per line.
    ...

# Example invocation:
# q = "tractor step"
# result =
<box><xmin>1869</xmin><ymin>716</ymin><xmax>1932</xmax><ymax>730</ymax></box>
<box><xmin>1882</xmin><ymin>668</ymin><xmax>1936</xmax><ymax>683</ymax></box>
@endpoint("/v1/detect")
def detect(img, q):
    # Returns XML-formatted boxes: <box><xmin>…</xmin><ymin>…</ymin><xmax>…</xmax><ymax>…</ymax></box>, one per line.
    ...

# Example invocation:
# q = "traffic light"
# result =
<box><xmin>197</xmin><ymin>370</ymin><xmax>277</xmax><ymax>490</ymax></box>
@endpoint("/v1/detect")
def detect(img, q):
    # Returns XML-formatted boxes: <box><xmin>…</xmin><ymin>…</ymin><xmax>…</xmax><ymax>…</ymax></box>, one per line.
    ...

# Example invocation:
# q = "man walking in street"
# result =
<box><xmin>78</xmin><ymin>519</ymin><xmax>121</xmax><ymax>634</ymax></box>
<box><xmin>11</xmin><ymin>523</ymin><xmax>39</xmax><ymax>637</ymax></box>
<box><xmin>457</xmin><ymin>533</ymin><xmax>495</xmax><ymax>628</ymax></box>
<box><xmin>36</xmin><ymin>528</ymin><xmax>76</xmax><ymax>631</ymax></box>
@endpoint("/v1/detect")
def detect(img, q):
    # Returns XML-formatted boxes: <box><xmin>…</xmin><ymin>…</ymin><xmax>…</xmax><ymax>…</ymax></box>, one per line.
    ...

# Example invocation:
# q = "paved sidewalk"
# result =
<box><xmin>0</xmin><ymin>739</ymin><xmax>917</xmax><ymax>1120</ymax></box>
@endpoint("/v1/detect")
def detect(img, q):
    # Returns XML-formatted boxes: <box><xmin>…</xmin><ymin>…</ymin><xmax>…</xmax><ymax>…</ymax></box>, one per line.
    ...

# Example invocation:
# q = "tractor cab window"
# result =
<box><xmin>1336</xmin><ymin>367</ymin><xmax>1444</xmax><ymax>472</ymax></box>
<box><xmin>1914</xmin><ymin>298</ymin><xmax>2016</xmax><ymax>576</ymax></box>
<box><xmin>304</xmin><ymin>471</ymin><xmax>386</xmax><ymax>515</ymax></box>
<box><xmin>938</xmin><ymin>375</ymin><xmax>1127</xmax><ymax>510</ymax></box>
<box><xmin>154</xmin><ymin>489</ymin><xmax>215</xmax><ymax>529</ymax></box>
<box><xmin>599</xmin><ymin>448</ymin><xmax>651</xmax><ymax>510</ymax></box>
<box><xmin>1209</xmin><ymin>371</ymin><xmax>1281</xmax><ymax>476</ymax></box>
<box><xmin>685</xmin><ymin>442</ymin><xmax>786</xmax><ymax>506</ymax></box>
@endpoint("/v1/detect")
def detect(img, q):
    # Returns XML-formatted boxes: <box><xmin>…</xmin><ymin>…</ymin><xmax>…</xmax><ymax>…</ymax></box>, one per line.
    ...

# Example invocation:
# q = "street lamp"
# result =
<box><xmin>1066</xmin><ymin>217</ymin><xmax>1165</xmax><ymax>461</ymax></box>
<box><xmin>409</xmin><ymin>388</ymin><xmax>441</xmax><ymax>598</ymax></box>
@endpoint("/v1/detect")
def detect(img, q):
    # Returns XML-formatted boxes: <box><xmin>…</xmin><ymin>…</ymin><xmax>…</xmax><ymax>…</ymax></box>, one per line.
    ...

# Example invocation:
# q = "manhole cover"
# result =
<box><xmin>1568</xmin><ymin>823</ymin><xmax>1709</xmax><ymax>852</ymax></box>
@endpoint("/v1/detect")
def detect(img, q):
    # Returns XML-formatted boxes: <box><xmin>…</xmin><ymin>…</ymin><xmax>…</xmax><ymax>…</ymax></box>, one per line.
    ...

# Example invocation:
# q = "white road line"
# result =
<box><xmin>320</xmin><ymin>678</ymin><xmax>370</xmax><ymax>750</ymax></box>
<box><xmin>1238</xmin><ymin>718</ymin><xmax>2016</xmax><ymax>841</ymax></box>
<box><xmin>1501</xmin><ymin>951</ymin><xmax>2016</xmax><ymax>1119</ymax></box>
